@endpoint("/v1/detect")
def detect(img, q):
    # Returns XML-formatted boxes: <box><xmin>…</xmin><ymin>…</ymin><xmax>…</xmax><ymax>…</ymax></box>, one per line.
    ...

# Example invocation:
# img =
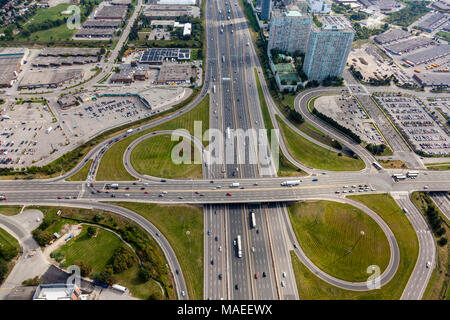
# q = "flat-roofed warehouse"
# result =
<box><xmin>82</xmin><ymin>19</ymin><xmax>121</xmax><ymax>29</ymax></box>
<box><xmin>18</xmin><ymin>69</ymin><xmax>85</xmax><ymax>89</ymax></box>
<box><xmin>384</xmin><ymin>37</ymin><xmax>435</xmax><ymax>55</ymax></box>
<box><xmin>94</xmin><ymin>5</ymin><xmax>127</xmax><ymax>19</ymax></box>
<box><xmin>417</xmin><ymin>12</ymin><xmax>448</xmax><ymax>32</ymax></box>
<box><xmin>403</xmin><ymin>44</ymin><xmax>450</xmax><ymax>66</ymax></box>
<box><xmin>156</xmin><ymin>63</ymin><xmax>196</xmax><ymax>84</ymax></box>
<box><xmin>139</xmin><ymin>48</ymin><xmax>190</xmax><ymax>65</ymax></box>
<box><xmin>143</xmin><ymin>5</ymin><xmax>201</xmax><ymax>19</ymax></box>
<box><xmin>413</xmin><ymin>72</ymin><xmax>450</xmax><ymax>87</ymax></box>
<box><xmin>75</xmin><ymin>28</ymin><xmax>115</xmax><ymax>38</ymax></box>
<box><xmin>40</xmin><ymin>48</ymin><xmax>100</xmax><ymax>57</ymax></box>
<box><xmin>374</xmin><ymin>28</ymin><xmax>410</xmax><ymax>44</ymax></box>
<box><xmin>0</xmin><ymin>47</ymin><xmax>27</xmax><ymax>87</ymax></box>
<box><xmin>31</xmin><ymin>56</ymin><xmax>98</xmax><ymax>67</ymax></box>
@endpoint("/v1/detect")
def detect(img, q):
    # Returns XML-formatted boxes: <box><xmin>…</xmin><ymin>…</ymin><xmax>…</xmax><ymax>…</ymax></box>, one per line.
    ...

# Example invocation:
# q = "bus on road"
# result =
<box><xmin>236</xmin><ymin>235</ymin><xmax>242</xmax><ymax>258</ymax></box>
<box><xmin>250</xmin><ymin>211</ymin><xmax>256</xmax><ymax>229</ymax></box>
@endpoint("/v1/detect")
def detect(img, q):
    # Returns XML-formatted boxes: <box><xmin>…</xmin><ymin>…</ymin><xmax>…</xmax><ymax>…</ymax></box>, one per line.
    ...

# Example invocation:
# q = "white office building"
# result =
<box><xmin>307</xmin><ymin>0</ymin><xmax>331</xmax><ymax>13</ymax></box>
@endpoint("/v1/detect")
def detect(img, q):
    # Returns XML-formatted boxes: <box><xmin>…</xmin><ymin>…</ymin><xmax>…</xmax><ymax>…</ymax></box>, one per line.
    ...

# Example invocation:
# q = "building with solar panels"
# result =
<box><xmin>139</xmin><ymin>48</ymin><xmax>190</xmax><ymax>65</ymax></box>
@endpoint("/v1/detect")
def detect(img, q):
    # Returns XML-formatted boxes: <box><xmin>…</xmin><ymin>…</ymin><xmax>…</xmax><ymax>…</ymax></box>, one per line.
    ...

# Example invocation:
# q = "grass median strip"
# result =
<box><xmin>0</xmin><ymin>227</ymin><xmax>20</xmax><ymax>285</ymax></box>
<box><xmin>130</xmin><ymin>134</ymin><xmax>202</xmax><ymax>179</ymax></box>
<box><xmin>277</xmin><ymin>115</ymin><xmax>364</xmax><ymax>171</ymax></box>
<box><xmin>96</xmin><ymin>94</ymin><xmax>209</xmax><ymax>181</ymax></box>
<box><xmin>111</xmin><ymin>202</ymin><xmax>204</xmax><ymax>300</ymax></box>
<box><xmin>66</xmin><ymin>160</ymin><xmax>92</xmax><ymax>181</ymax></box>
<box><xmin>291</xmin><ymin>194</ymin><xmax>419</xmax><ymax>299</ymax></box>
<box><xmin>288</xmin><ymin>200</ymin><xmax>390</xmax><ymax>282</ymax></box>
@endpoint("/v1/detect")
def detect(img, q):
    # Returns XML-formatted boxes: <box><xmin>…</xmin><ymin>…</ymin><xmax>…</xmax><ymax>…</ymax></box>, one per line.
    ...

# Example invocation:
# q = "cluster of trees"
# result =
<box><xmin>305</xmin><ymin>80</ymin><xmax>320</xmax><ymax>88</ymax></box>
<box><xmin>385</xmin><ymin>1</ymin><xmax>430</xmax><ymax>27</ymax></box>
<box><xmin>91</xmin><ymin>245</ymin><xmax>137</xmax><ymax>285</ymax></box>
<box><xmin>353</xmin><ymin>22</ymin><xmax>388</xmax><ymax>41</ymax></box>
<box><xmin>288</xmin><ymin>109</ymin><xmax>304</xmax><ymax>125</ymax></box>
<box><xmin>322</xmin><ymin>76</ymin><xmax>344</xmax><ymax>87</ymax></box>
<box><xmin>312</xmin><ymin>108</ymin><xmax>362</xmax><ymax>144</ymax></box>
<box><xmin>421</xmin><ymin>195</ymin><xmax>447</xmax><ymax>246</ymax></box>
<box><xmin>0</xmin><ymin>237</ymin><xmax>19</xmax><ymax>282</ymax></box>
<box><xmin>365</xmin><ymin>143</ymin><xmax>387</xmax><ymax>155</ymax></box>
<box><xmin>20</xmin><ymin>17</ymin><xmax>67</xmax><ymax>38</ymax></box>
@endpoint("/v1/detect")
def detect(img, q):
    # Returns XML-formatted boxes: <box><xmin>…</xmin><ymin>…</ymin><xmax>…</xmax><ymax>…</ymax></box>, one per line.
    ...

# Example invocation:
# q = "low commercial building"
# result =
<box><xmin>384</xmin><ymin>37</ymin><xmax>435</xmax><ymax>55</ymax></box>
<box><xmin>139</xmin><ymin>48</ymin><xmax>190</xmax><ymax>65</ymax></box>
<box><xmin>307</xmin><ymin>0</ymin><xmax>331</xmax><ymax>13</ymax></box>
<box><xmin>403</xmin><ymin>44</ymin><xmax>450</xmax><ymax>66</ymax></box>
<box><xmin>417</xmin><ymin>12</ymin><xmax>448</xmax><ymax>33</ymax></box>
<box><xmin>110</xmin><ymin>64</ymin><xmax>151</xmax><ymax>83</ymax></box>
<box><xmin>18</xmin><ymin>69</ymin><xmax>85</xmax><ymax>89</ymax></box>
<box><xmin>111</xmin><ymin>0</ymin><xmax>132</xmax><ymax>5</ymax></box>
<box><xmin>0</xmin><ymin>47</ymin><xmax>27</xmax><ymax>87</ymax></box>
<box><xmin>143</xmin><ymin>5</ymin><xmax>200</xmax><ymax>19</ymax></box>
<box><xmin>82</xmin><ymin>19</ymin><xmax>121</xmax><ymax>29</ymax></box>
<box><xmin>39</xmin><ymin>48</ymin><xmax>100</xmax><ymax>57</ymax></box>
<box><xmin>374</xmin><ymin>29</ymin><xmax>410</xmax><ymax>45</ymax></box>
<box><xmin>94</xmin><ymin>5</ymin><xmax>127</xmax><ymax>19</ymax></box>
<box><xmin>183</xmin><ymin>23</ymin><xmax>192</xmax><ymax>36</ymax></box>
<box><xmin>33</xmin><ymin>284</ymin><xmax>82</xmax><ymax>300</ymax></box>
<box><xmin>75</xmin><ymin>28</ymin><xmax>115</xmax><ymax>38</ymax></box>
<box><xmin>57</xmin><ymin>94</ymin><xmax>78</xmax><ymax>109</ymax></box>
<box><xmin>431</xmin><ymin>0</ymin><xmax>450</xmax><ymax>13</ymax></box>
<box><xmin>157</xmin><ymin>0</ymin><xmax>197</xmax><ymax>4</ymax></box>
<box><xmin>156</xmin><ymin>63</ymin><xmax>196</xmax><ymax>84</ymax></box>
<box><xmin>413</xmin><ymin>72</ymin><xmax>450</xmax><ymax>87</ymax></box>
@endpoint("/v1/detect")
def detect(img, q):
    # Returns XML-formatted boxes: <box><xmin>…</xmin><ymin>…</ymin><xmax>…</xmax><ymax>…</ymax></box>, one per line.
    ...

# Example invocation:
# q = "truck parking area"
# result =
<box><xmin>375</xmin><ymin>94</ymin><xmax>450</xmax><ymax>155</ymax></box>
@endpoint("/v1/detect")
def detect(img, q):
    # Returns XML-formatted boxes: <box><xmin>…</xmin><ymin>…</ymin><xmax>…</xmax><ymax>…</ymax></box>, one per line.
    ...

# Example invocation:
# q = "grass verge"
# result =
<box><xmin>66</xmin><ymin>160</ymin><xmax>92</xmax><ymax>181</ymax></box>
<box><xmin>277</xmin><ymin>115</ymin><xmax>365</xmax><ymax>171</ymax></box>
<box><xmin>111</xmin><ymin>202</ymin><xmax>203</xmax><ymax>300</ymax></box>
<box><xmin>0</xmin><ymin>205</ymin><xmax>23</xmax><ymax>216</ymax></box>
<box><xmin>411</xmin><ymin>192</ymin><xmax>449</xmax><ymax>300</ymax></box>
<box><xmin>288</xmin><ymin>200</ymin><xmax>390</xmax><ymax>282</ymax></box>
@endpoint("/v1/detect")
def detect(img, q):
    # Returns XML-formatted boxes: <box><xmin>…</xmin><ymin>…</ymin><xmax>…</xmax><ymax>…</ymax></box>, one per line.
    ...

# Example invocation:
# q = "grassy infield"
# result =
<box><xmin>290</xmin><ymin>194</ymin><xmax>419</xmax><ymax>299</ymax></box>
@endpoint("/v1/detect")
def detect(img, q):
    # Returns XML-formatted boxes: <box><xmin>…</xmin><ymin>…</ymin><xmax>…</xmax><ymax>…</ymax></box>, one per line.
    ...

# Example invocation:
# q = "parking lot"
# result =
<box><xmin>427</xmin><ymin>98</ymin><xmax>450</xmax><ymax>131</ymax></box>
<box><xmin>315</xmin><ymin>95</ymin><xmax>385</xmax><ymax>145</ymax></box>
<box><xmin>58</xmin><ymin>96</ymin><xmax>152</xmax><ymax>140</ymax></box>
<box><xmin>0</xmin><ymin>102</ymin><xmax>67</xmax><ymax>168</ymax></box>
<box><xmin>375</xmin><ymin>94</ymin><xmax>450</xmax><ymax>155</ymax></box>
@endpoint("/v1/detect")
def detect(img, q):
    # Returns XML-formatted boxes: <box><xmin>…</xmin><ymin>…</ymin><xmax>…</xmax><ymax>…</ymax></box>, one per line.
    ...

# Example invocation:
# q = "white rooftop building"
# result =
<box><xmin>307</xmin><ymin>0</ymin><xmax>331</xmax><ymax>13</ymax></box>
<box><xmin>157</xmin><ymin>0</ymin><xmax>197</xmax><ymax>4</ymax></box>
<box><xmin>183</xmin><ymin>23</ymin><xmax>192</xmax><ymax>36</ymax></box>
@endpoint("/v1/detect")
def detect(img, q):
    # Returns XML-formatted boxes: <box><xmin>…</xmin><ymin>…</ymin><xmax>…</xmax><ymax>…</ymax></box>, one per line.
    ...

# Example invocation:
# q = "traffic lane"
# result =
<box><xmin>397</xmin><ymin>197</ymin><xmax>435</xmax><ymax>300</ymax></box>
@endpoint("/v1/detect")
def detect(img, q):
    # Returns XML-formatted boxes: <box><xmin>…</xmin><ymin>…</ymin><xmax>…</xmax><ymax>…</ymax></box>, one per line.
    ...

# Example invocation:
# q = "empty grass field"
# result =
<box><xmin>291</xmin><ymin>194</ymin><xmax>419</xmax><ymax>299</ymax></box>
<box><xmin>0</xmin><ymin>227</ymin><xmax>19</xmax><ymax>250</ymax></box>
<box><xmin>288</xmin><ymin>200</ymin><xmax>390</xmax><ymax>282</ymax></box>
<box><xmin>66</xmin><ymin>160</ymin><xmax>92</xmax><ymax>181</ymax></box>
<box><xmin>54</xmin><ymin>227</ymin><xmax>123</xmax><ymax>274</ymax></box>
<box><xmin>0</xmin><ymin>227</ymin><xmax>20</xmax><ymax>285</ymax></box>
<box><xmin>379</xmin><ymin>159</ymin><xmax>407</xmax><ymax>169</ymax></box>
<box><xmin>130</xmin><ymin>134</ymin><xmax>202</xmax><ymax>179</ymax></box>
<box><xmin>112</xmin><ymin>202</ymin><xmax>204</xmax><ymax>300</ymax></box>
<box><xmin>96</xmin><ymin>94</ymin><xmax>209</xmax><ymax>181</ymax></box>
<box><xmin>425</xmin><ymin>163</ymin><xmax>450</xmax><ymax>171</ymax></box>
<box><xmin>0</xmin><ymin>206</ymin><xmax>22</xmax><ymax>216</ymax></box>
<box><xmin>277</xmin><ymin>115</ymin><xmax>365</xmax><ymax>171</ymax></box>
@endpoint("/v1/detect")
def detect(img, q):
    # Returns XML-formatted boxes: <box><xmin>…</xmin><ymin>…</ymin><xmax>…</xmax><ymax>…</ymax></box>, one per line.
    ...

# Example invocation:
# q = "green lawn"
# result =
<box><xmin>130</xmin><ymin>134</ymin><xmax>202</xmax><ymax>179</ymax></box>
<box><xmin>0</xmin><ymin>227</ymin><xmax>19</xmax><ymax>249</ymax></box>
<box><xmin>96</xmin><ymin>94</ymin><xmax>209</xmax><ymax>181</ymax></box>
<box><xmin>426</xmin><ymin>164</ymin><xmax>450</xmax><ymax>171</ymax></box>
<box><xmin>66</xmin><ymin>160</ymin><xmax>92</xmax><ymax>181</ymax></box>
<box><xmin>54</xmin><ymin>227</ymin><xmax>123</xmax><ymax>273</ymax></box>
<box><xmin>277</xmin><ymin>115</ymin><xmax>365</xmax><ymax>171</ymax></box>
<box><xmin>411</xmin><ymin>192</ymin><xmax>450</xmax><ymax>300</ymax></box>
<box><xmin>288</xmin><ymin>200</ymin><xmax>390</xmax><ymax>282</ymax></box>
<box><xmin>112</xmin><ymin>202</ymin><xmax>204</xmax><ymax>300</ymax></box>
<box><xmin>0</xmin><ymin>227</ymin><xmax>20</xmax><ymax>285</ymax></box>
<box><xmin>291</xmin><ymin>194</ymin><xmax>419</xmax><ymax>299</ymax></box>
<box><xmin>0</xmin><ymin>206</ymin><xmax>22</xmax><ymax>216</ymax></box>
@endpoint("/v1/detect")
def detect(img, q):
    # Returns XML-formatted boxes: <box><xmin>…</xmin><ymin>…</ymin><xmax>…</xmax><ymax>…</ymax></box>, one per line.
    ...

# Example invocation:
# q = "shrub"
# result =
<box><xmin>438</xmin><ymin>237</ymin><xmax>448</xmax><ymax>247</ymax></box>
